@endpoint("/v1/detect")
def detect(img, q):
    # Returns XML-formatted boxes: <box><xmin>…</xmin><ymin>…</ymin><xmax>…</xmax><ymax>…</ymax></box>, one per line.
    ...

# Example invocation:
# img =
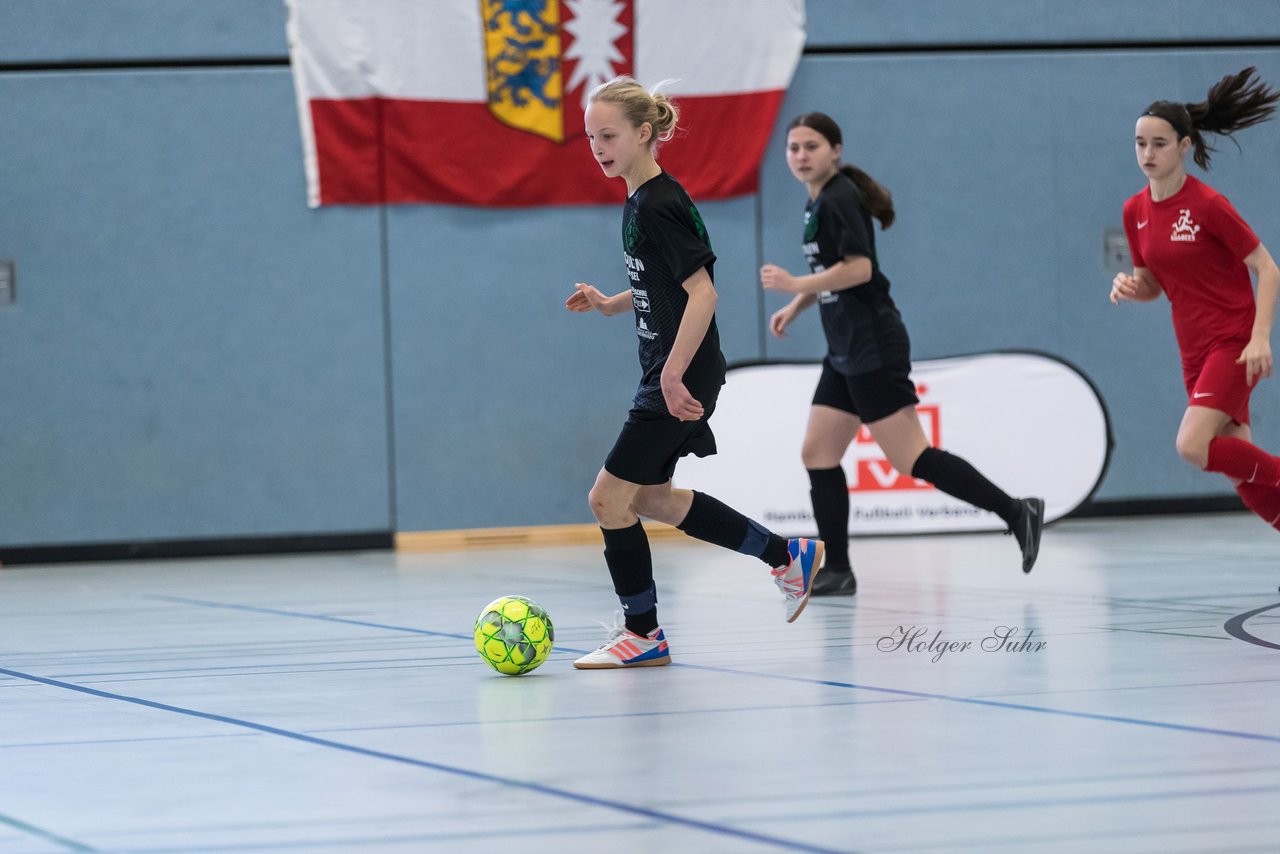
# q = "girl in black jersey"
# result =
<box><xmin>762</xmin><ymin>112</ymin><xmax>1045</xmax><ymax>595</ymax></box>
<box><xmin>566</xmin><ymin>77</ymin><xmax>823</xmax><ymax>668</ymax></box>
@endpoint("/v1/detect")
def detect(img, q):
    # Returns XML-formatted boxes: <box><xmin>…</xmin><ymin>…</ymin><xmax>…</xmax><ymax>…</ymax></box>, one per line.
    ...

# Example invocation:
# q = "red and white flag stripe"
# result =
<box><xmin>285</xmin><ymin>0</ymin><xmax>806</xmax><ymax>207</ymax></box>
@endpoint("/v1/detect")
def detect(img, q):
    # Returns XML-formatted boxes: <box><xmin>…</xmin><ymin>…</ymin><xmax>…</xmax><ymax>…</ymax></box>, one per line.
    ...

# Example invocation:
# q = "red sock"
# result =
<box><xmin>1235</xmin><ymin>482</ymin><xmax>1280</xmax><ymax>530</ymax></box>
<box><xmin>1206</xmin><ymin>437</ymin><xmax>1280</xmax><ymax>485</ymax></box>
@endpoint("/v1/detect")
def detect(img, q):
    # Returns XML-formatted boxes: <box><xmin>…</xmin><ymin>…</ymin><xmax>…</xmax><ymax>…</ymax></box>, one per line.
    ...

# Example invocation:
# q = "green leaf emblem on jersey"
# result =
<box><xmin>689</xmin><ymin>204</ymin><xmax>712</xmax><ymax>250</ymax></box>
<box><xmin>624</xmin><ymin>212</ymin><xmax>643</xmax><ymax>254</ymax></box>
<box><xmin>803</xmin><ymin>209</ymin><xmax>819</xmax><ymax>242</ymax></box>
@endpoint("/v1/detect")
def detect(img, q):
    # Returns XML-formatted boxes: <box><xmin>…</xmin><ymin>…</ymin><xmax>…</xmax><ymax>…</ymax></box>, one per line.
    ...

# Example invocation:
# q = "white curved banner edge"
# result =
<box><xmin>674</xmin><ymin>352</ymin><xmax>1111</xmax><ymax>536</ymax></box>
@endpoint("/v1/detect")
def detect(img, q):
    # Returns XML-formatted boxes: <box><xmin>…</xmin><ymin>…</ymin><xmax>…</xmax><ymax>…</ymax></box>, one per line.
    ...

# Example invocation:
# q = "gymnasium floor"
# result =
<box><xmin>1</xmin><ymin>513</ymin><xmax>1278</xmax><ymax>853</ymax></box>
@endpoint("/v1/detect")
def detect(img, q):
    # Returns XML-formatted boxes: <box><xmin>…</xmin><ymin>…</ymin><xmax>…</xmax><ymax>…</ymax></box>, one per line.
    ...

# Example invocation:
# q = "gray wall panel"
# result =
<box><xmin>0</xmin><ymin>1</ymin><xmax>287</xmax><ymax>63</ymax></box>
<box><xmin>804</xmin><ymin>1</ymin><xmax>1280</xmax><ymax>47</ymax></box>
<box><xmin>387</xmin><ymin>204</ymin><xmax>633</xmax><ymax>530</ymax></box>
<box><xmin>0</xmin><ymin>68</ymin><xmax>390</xmax><ymax>544</ymax></box>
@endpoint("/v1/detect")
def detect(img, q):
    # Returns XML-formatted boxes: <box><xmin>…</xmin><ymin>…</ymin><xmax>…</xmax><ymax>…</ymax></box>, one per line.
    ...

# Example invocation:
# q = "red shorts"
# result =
<box><xmin>1184</xmin><ymin>346</ymin><xmax>1254</xmax><ymax>425</ymax></box>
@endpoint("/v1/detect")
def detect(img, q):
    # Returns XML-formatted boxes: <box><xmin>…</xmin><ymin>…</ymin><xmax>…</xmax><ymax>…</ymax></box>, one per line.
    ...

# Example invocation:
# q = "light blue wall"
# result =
<box><xmin>0</xmin><ymin>2</ymin><xmax>286</xmax><ymax>62</ymax></box>
<box><xmin>803</xmin><ymin>0</ymin><xmax>1280</xmax><ymax>46</ymax></box>
<box><xmin>3</xmin><ymin>4</ymin><xmax>1279</xmax><ymax>547</ymax></box>
<box><xmin>0</xmin><ymin>67</ymin><xmax>391</xmax><ymax>544</ymax></box>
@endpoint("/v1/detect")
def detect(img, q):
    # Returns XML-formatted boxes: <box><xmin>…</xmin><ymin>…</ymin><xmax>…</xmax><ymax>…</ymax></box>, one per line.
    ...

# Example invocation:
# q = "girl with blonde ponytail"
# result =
<box><xmin>565</xmin><ymin>77</ymin><xmax>824</xmax><ymax>669</ymax></box>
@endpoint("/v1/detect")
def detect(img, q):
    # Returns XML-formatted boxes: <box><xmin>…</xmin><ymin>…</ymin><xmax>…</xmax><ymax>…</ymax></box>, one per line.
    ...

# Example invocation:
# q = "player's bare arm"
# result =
<box><xmin>1238</xmin><ymin>243</ymin><xmax>1279</xmax><ymax>383</ymax></box>
<box><xmin>761</xmin><ymin>255</ymin><xmax>871</xmax><ymax>295</ymax></box>
<box><xmin>566</xmin><ymin>282</ymin><xmax>632</xmax><ymax>316</ymax></box>
<box><xmin>660</xmin><ymin>266</ymin><xmax>715</xmax><ymax>422</ymax></box>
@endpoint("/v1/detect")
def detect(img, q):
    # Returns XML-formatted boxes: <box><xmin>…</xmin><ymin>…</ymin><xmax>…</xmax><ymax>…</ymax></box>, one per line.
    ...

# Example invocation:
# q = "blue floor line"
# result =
<box><xmin>0</xmin><ymin>666</ymin><xmax>851</xmax><ymax>854</ymax></box>
<box><xmin>116</xmin><ymin>819</ymin><xmax>660</xmax><ymax>853</ymax></box>
<box><xmin>0</xmin><ymin>810</ymin><xmax>98</xmax><ymax>852</ymax></box>
<box><xmin>142</xmin><ymin>595</ymin><xmax>474</xmax><ymax>640</ymax></box>
<box><xmin>779</xmin><ymin>781</ymin><xmax>1280</xmax><ymax>820</ymax></box>
<box><xmin>147</xmin><ymin>594</ymin><xmax>1280</xmax><ymax>745</ymax></box>
<box><xmin>675</xmin><ymin>662</ymin><xmax>1280</xmax><ymax>744</ymax></box>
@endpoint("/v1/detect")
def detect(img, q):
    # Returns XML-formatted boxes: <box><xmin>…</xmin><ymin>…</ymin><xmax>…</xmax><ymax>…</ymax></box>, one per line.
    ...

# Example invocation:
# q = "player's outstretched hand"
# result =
<box><xmin>566</xmin><ymin>282</ymin><xmax>609</xmax><ymax>314</ymax></box>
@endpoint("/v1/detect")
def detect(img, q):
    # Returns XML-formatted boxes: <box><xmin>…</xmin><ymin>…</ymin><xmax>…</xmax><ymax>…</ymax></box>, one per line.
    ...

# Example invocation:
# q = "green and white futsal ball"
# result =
<box><xmin>474</xmin><ymin>595</ymin><xmax>555</xmax><ymax>675</ymax></box>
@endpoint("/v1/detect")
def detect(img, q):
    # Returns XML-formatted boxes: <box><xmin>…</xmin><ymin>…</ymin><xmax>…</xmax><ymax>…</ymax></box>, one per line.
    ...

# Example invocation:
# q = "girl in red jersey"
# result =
<box><xmin>1112</xmin><ymin>67</ymin><xmax>1280</xmax><ymax>527</ymax></box>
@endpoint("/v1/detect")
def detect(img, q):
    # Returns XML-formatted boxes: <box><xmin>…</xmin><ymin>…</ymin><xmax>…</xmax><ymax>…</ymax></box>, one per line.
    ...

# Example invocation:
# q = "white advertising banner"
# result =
<box><xmin>676</xmin><ymin>352</ymin><xmax>1111</xmax><ymax>536</ymax></box>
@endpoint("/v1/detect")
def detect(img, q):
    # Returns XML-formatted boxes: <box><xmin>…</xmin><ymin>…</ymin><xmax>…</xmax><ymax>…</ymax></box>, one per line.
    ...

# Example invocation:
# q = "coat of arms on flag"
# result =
<box><xmin>482</xmin><ymin>0</ymin><xmax>565</xmax><ymax>142</ymax></box>
<box><xmin>285</xmin><ymin>0</ymin><xmax>805</xmax><ymax>207</ymax></box>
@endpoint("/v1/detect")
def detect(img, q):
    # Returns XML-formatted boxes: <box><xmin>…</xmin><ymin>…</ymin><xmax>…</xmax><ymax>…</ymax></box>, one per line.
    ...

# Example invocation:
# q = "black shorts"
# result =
<box><xmin>604</xmin><ymin>404</ymin><xmax>718</xmax><ymax>486</ymax></box>
<box><xmin>812</xmin><ymin>357</ymin><xmax>918</xmax><ymax>423</ymax></box>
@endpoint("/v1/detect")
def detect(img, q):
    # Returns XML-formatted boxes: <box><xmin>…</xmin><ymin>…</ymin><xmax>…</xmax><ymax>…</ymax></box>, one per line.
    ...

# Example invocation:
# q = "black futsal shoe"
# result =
<box><xmin>810</xmin><ymin>566</ymin><xmax>857</xmax><ymax>596</ymax></box>
<box><xmin>1010</xmin><ymin>497</ymin><xmax>1046</xmax><ymax>574</ymax></box>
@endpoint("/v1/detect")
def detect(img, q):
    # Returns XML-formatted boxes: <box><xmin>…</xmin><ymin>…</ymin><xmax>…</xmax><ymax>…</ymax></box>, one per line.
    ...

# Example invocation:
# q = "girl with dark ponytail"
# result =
<box><xmin>761</xmin><ymin>112</ymin><xmax>1045</xmax><ymax>595</ymax></box>
<box><xmin>1112</xmin><ymin>67</ymin><xmax>1280</xmax><ymax>532</ymax></box>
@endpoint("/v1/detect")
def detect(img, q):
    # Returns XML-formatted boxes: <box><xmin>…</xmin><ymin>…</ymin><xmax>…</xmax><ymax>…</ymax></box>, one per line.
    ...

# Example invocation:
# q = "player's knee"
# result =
<box><xmin>587</xmin><ymin>485</ymin><xmax>616</xmax><ymax>523</ymax></box>
<box><xmin>1175</xmin><ymin>434</ymin><xmax>1209</xmax><ymax>469</ymax></box>
<box><xmin>801</xmin><ymin>439</ymin><xmax>833</xmax><ymax>469</ymax></box>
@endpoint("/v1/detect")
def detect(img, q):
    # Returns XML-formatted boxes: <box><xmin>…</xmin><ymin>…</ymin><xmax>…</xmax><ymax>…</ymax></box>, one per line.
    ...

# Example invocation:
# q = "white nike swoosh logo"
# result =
<box><xmin>1137</xmin><ymin>221</ymin><xmax>1148</xmax><ymax>229</ymax></box>
<box><xmin>1193</xmin><ymin>392</ymin><xmax>1214</xmax><ymax>398</ymax></box>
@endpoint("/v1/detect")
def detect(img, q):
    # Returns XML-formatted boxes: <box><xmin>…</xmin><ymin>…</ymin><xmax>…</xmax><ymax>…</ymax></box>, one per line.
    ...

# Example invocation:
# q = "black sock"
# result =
<box><xmin>601</xmin><ymin>522</ymin><xmax>658</xmax><ymax>636</ymax></box>
<box><xmin>808</xmin><ymin>466</ymin><xmax>851</xmax><ymax>571</ymax></box>
<box><xmin>677</xmin><ymin>491</ymin><xmax>791</xmax><ymax>568</ymax></box>
<box><xmin>911</xmin><ymin>447</ymin><xmax>1021</xmax><ymax>525</ymax></box>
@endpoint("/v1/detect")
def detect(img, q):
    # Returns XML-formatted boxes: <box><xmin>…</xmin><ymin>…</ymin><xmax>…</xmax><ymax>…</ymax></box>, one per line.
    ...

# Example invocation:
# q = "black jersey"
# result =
<box><xmin>622</xmin><ymin>171</ymin><xmax>726</xmax><ymax>411</ymax></box>
<box><xmin>804</xmin><ymin>171</ymin><xmax>910</xmax><ymax>375</ymax></box>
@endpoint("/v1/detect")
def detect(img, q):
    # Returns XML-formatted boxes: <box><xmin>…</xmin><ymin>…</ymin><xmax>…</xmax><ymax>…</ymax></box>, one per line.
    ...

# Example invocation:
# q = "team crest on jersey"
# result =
<box><xmin>624</xmin><ymin>212</ymin><xmax>643</xmax><ymax>254</ymax></box>
<box><xmin>482</xmin><ymin>0</ymin><xmax>636</xmax><ymax>144</ymax></box>
<box><xmin>803</xmin><ymin>208</ymin><xmax>818</xmax><ymax>242</ymax></box>
<box><xmin>1171</xmin><ymin>209</ymin><xmax>1200</xmax><ymax>242</ymax></box>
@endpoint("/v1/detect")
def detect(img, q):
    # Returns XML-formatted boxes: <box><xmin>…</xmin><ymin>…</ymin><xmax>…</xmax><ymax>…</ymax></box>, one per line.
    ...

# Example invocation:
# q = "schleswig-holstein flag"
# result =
<box><xmin>285</xmin><ymin>0</ymin><xmax>806</xmax><ymax>207</ymax></box>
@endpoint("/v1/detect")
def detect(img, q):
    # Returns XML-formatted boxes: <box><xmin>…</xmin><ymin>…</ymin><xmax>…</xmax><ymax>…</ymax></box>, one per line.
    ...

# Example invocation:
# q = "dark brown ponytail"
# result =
<box><xmin>788</xmin><ymin>112</ymin><xmax>895</xmax><ymax>229</ymax></box>
<box><xmin>1143</xmin><ymin>66</ymin><xmax>1279</xmax><ymax>169</ymax></box>
<box><xmin>839</xmin><ymin>165</ymin><xmax>895</xmax><ymax>230</ymax></box>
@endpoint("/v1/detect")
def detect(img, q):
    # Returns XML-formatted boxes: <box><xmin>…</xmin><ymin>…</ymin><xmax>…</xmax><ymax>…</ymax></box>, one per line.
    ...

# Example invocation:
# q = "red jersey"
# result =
<box><xmin>1122</xmin><ymin>174</ymin><xmax>1260</xmax><ymax>368</ymax></box>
